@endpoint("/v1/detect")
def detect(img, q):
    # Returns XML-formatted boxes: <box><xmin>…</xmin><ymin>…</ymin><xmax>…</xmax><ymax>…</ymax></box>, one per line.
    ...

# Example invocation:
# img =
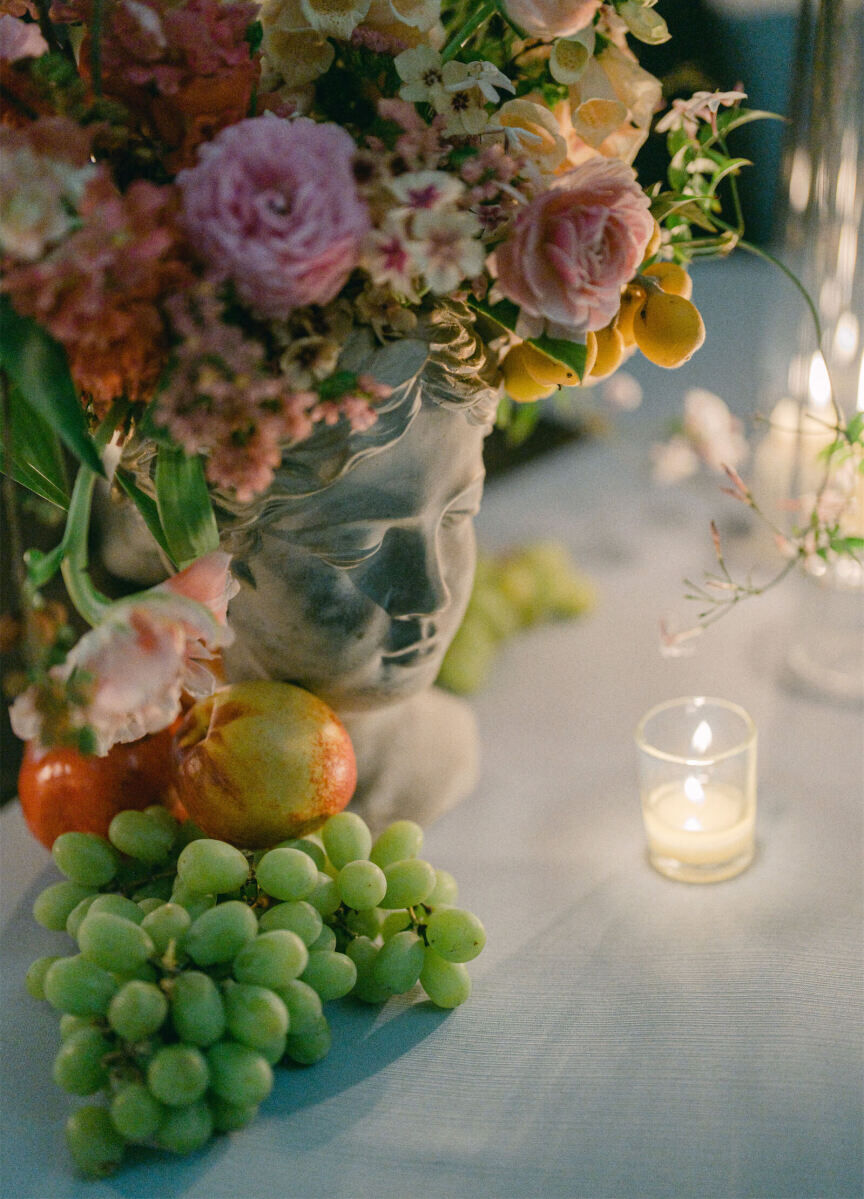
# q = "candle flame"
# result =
<box><xmin>808</xmin><ymin>352</ymin><xmax>831</xmax><ymax>410</ymax></box>
<box><xmin>684</xmin><ymin>775</ymin><xmax>705</xmax><ymax>804</ymax></box>
<box><xmin>691</xmin><ymin>720</ymin><xmax>713</xmax><ymax>755</ymax></box>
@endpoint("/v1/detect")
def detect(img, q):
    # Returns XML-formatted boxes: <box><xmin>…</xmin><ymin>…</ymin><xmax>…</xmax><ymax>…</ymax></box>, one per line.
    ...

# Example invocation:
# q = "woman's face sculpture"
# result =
<box><xmin>223</xmin><ymin>400</ymin><xmax>487</xmax><ymax>711</ymax></box>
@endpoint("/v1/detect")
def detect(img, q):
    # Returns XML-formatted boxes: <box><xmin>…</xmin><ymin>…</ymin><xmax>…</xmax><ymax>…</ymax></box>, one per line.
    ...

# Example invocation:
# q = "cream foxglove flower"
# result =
<box><xmin>549</xmin><ymin>28</ymin><xmax>595</xmax><ymax>85</ymax></box>
<box><xmin>385</xmin><ymin>0</ymin><xmax>440</xmax><ymax>31</ymax></box>
<box><xmin>260</xmin><ymin>0</ymin><xmax>335</xmax><ymax>89</ymax></box>
<box><xmin>495</xmin><ymin>99</ymin><xmax>567</xmax><ymax>174</ymax></box>
<box><xmin>616</xmin><ymin>0</ymin><xmax>670</xmax><ymax>45</ymax></box>
<box><xmin>300</xmin><ymin>0</ymin><xmax>371</xmax><ymax>38</ymax></box>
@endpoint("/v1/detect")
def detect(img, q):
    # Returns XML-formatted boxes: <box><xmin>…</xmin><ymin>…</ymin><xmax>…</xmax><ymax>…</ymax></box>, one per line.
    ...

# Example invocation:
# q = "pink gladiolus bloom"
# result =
<box><xmin>493</xmin><ymin>157</ymin><xmax>653</xmax><ymax>336</ymax></box>
<box><xmin>0</xmin><ymin>14</ymin><xmax>49</xmax><ymax>61</ymax></box>
<box><xmin>178</xmin><ymin>116</ymin><xmax>371</xmax><ymax>319</ymax></box>
<box><xmin>10</xmin><ymin>553</ymin><xmax>239</xmax><ymax>755</ymax></box>
<box><xmin>502</xmin><ymin>0</ymin><xmax>600</xmax><ymax>40</ymax></box>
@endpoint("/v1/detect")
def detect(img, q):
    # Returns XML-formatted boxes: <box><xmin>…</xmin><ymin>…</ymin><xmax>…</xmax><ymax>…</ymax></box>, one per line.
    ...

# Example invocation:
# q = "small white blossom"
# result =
<box><xmin>443</xmin><ymin>60</ymin><xmax>515</xmax><ymax>105</ymax></box>
<box><xmin>395</xmin><ymin>45</ymin><xmax>445</xmax><ymax>104</ymax></box>
<box><xmin>412</xmin><ymin>209</ymin><xmax>484</xmax><ymax>294</ymax></box>
<box><xmin>656</xmin><ymin>89</ymin><xmax>748</xmax><ymax>138</ymax></box>
<box><xmin>387</xmin><ymin>170</ymin><xmax>465</xmax><ymax>211</ymax></box>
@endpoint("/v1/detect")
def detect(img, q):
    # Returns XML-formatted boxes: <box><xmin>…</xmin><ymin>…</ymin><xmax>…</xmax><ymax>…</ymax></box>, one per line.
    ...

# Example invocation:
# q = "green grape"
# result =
<box><xmin>209</xmin><ymin>1095</ymin><xmax>259</xmax><ymax>1132</ymax></box>
<box><xmin>141</xmin><ymin>902</ymin><xmax>192</xmax><ymax>956</ymax></box>
<box><xmin>52</xmin><ymin>1025</ymin><xmax>113</xmax><ymax>1095</ymax></box>
<box><xmin>60</xmin><ymin>1013</ymin><xmax>96</xmax><ymax>1040</ymax></box>
<box><xmin>300</xmin><ymin>950</ymin><xmax>357</xmax><ymax>1001</ymax></box>
<box><xmin>88</xmin><ymin>893</ymin><xmax>146</xmax><ymax>924</ymax></box>
<box><xmin>177</xmin><ymin>839</ymin><xmax>250</xmax><ymax>895</ymax></box>
<box><xmin>372</xmin><ymin>931</ymin><xmax>425</xmax><ymax>994</ymax></box>
<box><xmin>308</xmin><ymin>925</ymin><xmax>337</xmax><ymax>952</ymax></box>
<box><xmin>258</xmin><ymin>900</ymin><xmax>323</xmax><ymax>946</ymax></box>
<box><xmin>185</xmin><ymin>900</ymin><xmax>258</xmax><ymax>966</ymax></box>
<box><xmin>110</xmin><ymin>1082</ymin><xmax>165</xmax><ymax>1142</ymax></box>
<box><xmin>155</xmin><ymin>1099</ymin><xmax>214</xmax><ymax>1154</ymax></box>
<box><xmin>170</xmin><ymin>972</ymin><xmax>226</xmax><ymax>1047</ymax></box>
<box><xmin>26</xmin><ymin>955</ymin><xmax>61</xmax><ymax>1000</ymax></box>
<box><xmin>343</xmin><ymin>907</ymin><xmax>382</xmax><ymax>939</ymax></box>
<box><xmin>52</xmin><ymin>832</ymin><xmax>119</xmax><ymax>888</ymax></box>
<box><xmin>223</xmin><ymin>982</ymin><xmax>289</xmax><ymax>1060</ymax></box>
<box><xmin>175</xmin><ymin>819</ymin><xmax>207</xmax><ymax>848</ymax></box>
<box><xmin>233</xmin><ymin>929</ymin><xmax>308</xmax><ymax>989</ymax></box>
<box><xmin>44</xmin><ymin>955</ymin><xmax>117</xmax><ymax>1016</ymax></box>
<box><xmin>345</xmin><ymin>936</ymin><xmax>390</xmax><ymax>1004</ymax></box>
<box><xmin>206</xmin><ymin>1041</ymin><xmax>273</xmax><ymax>1107</ymax></box>
<box><xmin>369</xmin><ymin>820</ymin><xmax>424</xmax><ymax>868</ymax></box>
<box><xmin>425</xmin><ymin>908</ymin><xmax>486</xmax><ymax>963</ymax></box>
<box><xmin>108</xmin><ymin>979</ymin><xmax>168</xmax><ymax>1041</ymax></box>
<box><xmin>305</xmin><ymin>872</ymin><xmax>341</xmax><ymax>917</ymax></box>
<box><xmin>321</xmin><ymin>811</ymin><xmax>372</xmax><ymax>869</ymax></box>
<box><xmin>284</xmin><ymin>1014</ymin><xmax>331</xmax><ymax>1065</ymax></box>
<box><xmin>419</xmin><ymin>947</ymin><xmax>472</xmax><ymax>1009</ymax></box>
<box><xmin>426</xmin><ymin>868</ymin><xmax>459</xmax><ymax>907</ymax></box>
<box><xmin>274</xmin><ymin>979</ymin><xmax>323</xmax><ymax>1038</ymax></box>
<box><xmin>114</xmin><ymin>960</ymin><xmax>159</xmax><ymax>985</ymax></box>
<box><xmin>337</xmin><ymin>860</ymin><xmax>386</xmax><ymax>910</ymax></box>
<box><xmin>66</xmin><ymin>894</ymin><xmax>101</xmax><ymax>939</ymax></box>
<box><xmin>169</xmin><ymin>881</ymin><xmax>217</xmax><ymax>921</ymax></box>
<box><xmin>113</xmin><ymin>856</ymin><xmax>153</xmax><ymax>891</ymax></box>
<box><xmin>143</xmin><ymin>804</ymin><xmax>180</xmax><ymax>839</ymax></box>
<box><xmin>381</xmin><ymin>858</ymin><xmax>436</xmax><ymax>909</ymax></box>
<box><xmin>78</xmin><ymin>912</ymin><xmax>155</xmax><ymax>974</ymax></box>
<box><xmin>137</xmin><ymin>897</ymin><xmax>164</xmax><ymax>916</ymax></box>
<box><xmin>109</xmin><ymin>809</ymin><xmax>175</xmax><ymax>863</ymax></box>
<box><xmin>256</xmin><ymin>847</ymin><xmax>318</xmax><ymax>901</ymax></box>
<box><xmin>380</xmin><ymin>911</ymin><xmax>411</xmax><ymax>941</ymax></box>
<box><xmin>65</xmin><ymin>1105</ymin><xmax>125</xmax><ymax>1177</ymax></box>
<box><xmin>34</xmin><ymin>881</ymin><xmax>96</xmax><ymax>931</ymax></box>
<box><xmin>132</xmin><ymin>875</ymin><xmax>175</xmax><ymax>903</ymax></box>
<box><xmin>276</xmin><ymin>837</ymin><xmax>326</xmax><ymax>871</ymax></box>
<box><xmin>147</xmin><ymin>1044</ymin><xmax>210</xmax><ymax>1106</ymax></box>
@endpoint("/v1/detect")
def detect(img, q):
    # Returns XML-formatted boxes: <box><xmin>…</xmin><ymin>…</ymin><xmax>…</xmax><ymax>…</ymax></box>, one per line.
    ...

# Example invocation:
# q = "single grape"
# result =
<box><xmin>185</xmin><ymin>900</ymin><xmax>258</xmax><ymax>966</ymax></box>
<box><xmin>206</xmin><ymin>1041</ymin><xmax>273</xmax><ymax>1107</ymax></box>
<box><xmin>169</xmin><ymin>882</ymin><xmax>217</xmax><ymax>921</ymax></box>
<box><xmin>78</xmin><ymin>912</ymin><xmax>155</xmax><ymax>974</ymax></box>
<box><xmin>34</xmin><ymin>881</ymin><xmax>96</xmax><ymax>932</ymax></box>
<box><xmin>223</xmin><ymin>982</ymin><xmax>289</xmax><ymax>1059</ymax></box>
<box><xmin>425</xmin><ymin>908</ymin><xmax>486</xmax><ymax>963</ymax></box>
<box><xmin>52</xmin><ymin>832</ymin><xmax>119</xmax><ymax>888</ymax></box>
<box><xmin>419</xmin><ymin>947</ymin><xmax>472</xmax><ymax>1009</ymax></box>
<box><xmin>147</xmin><ymin>1044</ymin><xmax>210</xmax><ymax>1106</ymax></box>
<box><xmin>321</xmin><ymin>811</ymin><xmax>372</xmax><ymax>869</ymax></box>
<box><xmin>369</xmin><ymin>820</ymin><xmax>423</xmax><ymax>868</ymax></box>
<box><xmin>26</xmin><ymin>955</ymin><xmax>61</xmax><ymax>1000</ymax></box>
<box><xmin>110</xmin><ymin>1082</ymin><xmax>165</xmax><ymax>1142</ymax></box>
<box><xmin>155</xmin><ymin>1099</ymin><xmax>214</xmax><ymax>1155</ymax></box>
<box><xmin>426</xmin><ymin>868</ymin><xmax>458</xmax><ymax>907</ymax></box>
<box><xmin>141</xmin><ymin>902</ymin><xmax>192</xmax><ymax>956</ymax></box>
<box><xmin>308</xmin><ymin>925</ymin><xmax>337</xmax><ymax>953</ymax></box>
<box><xmin>177</xmin><ymin>839</ymin><xmax>250</xmax><ymax>895</ymax></box>
<box><xmin>372</xmin><ymin>931</ymin><xmax>425</xmax><ymax>994</ymax></box>
<box><xmin>381</xmin><ymin>858</ymin><xmax>436</xmax><ymax>909</ymax></box>
<box><xmin>66</xmin><ymin>894</ymin><xmax>101</xmax><ymax>939</ymax></box>
<box><xmin>143</xmin><ymin>804</ymin><xmax>180</xmax><ymax>839</ymax></box>
<box><xmin>276</xmin><ymin>837</ymin><xmax>326</xmax><ymax>871</ymax></box>
<box><xmin>114</xmin><ymin>960</ymin><xmax>159</xmax><ymax>985</ymax></box>
<box><xmin>274</xmin><ymin>979</ymin><xmax>323</xmax><ymax>1038</ymax></box>
<box><xmin>170</xmin><ymin>971</ymin><xmax>226</xmax><ymax>1047</ymax></box>
<box><xmin>59</xmin><ymin>1013</ymin><xmax>96</xmax><ymax>1040</ymax></box>
<box><xmin>337</xmin><ymin>860</ymin><xmax>386</xmax><ymax>911</ymax></box>
<box><xmin>284</xmin><ymin>1014</ymin><xmax>331</xmax><ymax>1065</ymax></box>
<box><xmin>52</xmin><ymin>1025</ymin><xmax>113</xmax><ymax>1095</ymax></box>
<box><xmin>343</xmin><ymin>907</ymin><xmax>382</xmax><ymax>939</ymax></box>
<box><xmin>305</xmin><ymin>872</ymin><xmax>341</xmax><ymax>917</ymax></box>
<box><xmin>109</xmin><ymin>809</ymin><xmax>175</xmax><ymax>863</ymax></box>
<box><xmin>132</xmin><ymin>875</ymin><xmax>175</xmax><ymax>904</ymax></box>
<box><xmin>209</xmin><ymin>1095</ymin><xmax>259</xmax><ymax>1132</ymax></box>
<box><xmin>108</xmin><ymin>979</ymin><xmax>168</xmax><ymax>1042</ymax></box>
<box><xmin>258</xmin><ymin>900</ymin><xmax>323</xmax><ymax>947</ymax></box>
<box><xmin>380</xmin><ymin>911</ymin><xmax>411</xmax><ymax>941</ymax></box>
<box><xmin>233</xmin><ymin>929</ymin><xmax>308</xmax><ymax>989</ymax></box>
<box><xmin>65</xmin><ymin>1105</ymin><xmax>125</xmax><ymax>1177</ymax></box>
<box><xmin>44</xmin><ymin>955</ymin><xmax>117</xmax><ymax>1016</ymax></box>
<box><xmin>88</xmin><ymin>892</ymin><xmax>145</xmax><ymax>924</ymax></box>
<box><xmin>256</xmin><ymin>847</ymin><xmax>318</xmax><ymax>902</ymax></box>
<box><xmin>345</xmin><ymin>937</ymin><xmax>390</xmax><ymax>1004</ymax></box>
<box><xmin>300</xmin><ymin>950</ymin><xmax>357</xmax><ymax>1001</ymax></box>
<box><xmin>137</xmin><ymin>897</ymin><xmax>164</xmax><ymax>916</ymax></box>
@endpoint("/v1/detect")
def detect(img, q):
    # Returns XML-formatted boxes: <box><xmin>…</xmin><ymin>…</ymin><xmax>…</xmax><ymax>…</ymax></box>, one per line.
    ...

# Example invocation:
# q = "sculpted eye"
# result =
<box><xmin>316</xmin><ymin>542</ymin><xmax>383</xmax><ymax>569</ymax></box>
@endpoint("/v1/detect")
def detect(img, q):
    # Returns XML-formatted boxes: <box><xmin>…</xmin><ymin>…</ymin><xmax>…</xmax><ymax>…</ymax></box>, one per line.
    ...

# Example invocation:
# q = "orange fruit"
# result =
<box><xmin>642</xmin><ymin>261</ymin><xmax>693</xmax><ymax>299</ymax></box>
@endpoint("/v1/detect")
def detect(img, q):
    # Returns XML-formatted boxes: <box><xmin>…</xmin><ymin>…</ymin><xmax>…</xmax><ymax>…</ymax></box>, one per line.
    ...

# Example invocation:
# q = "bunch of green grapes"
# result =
<box><xmin>26</xmin><ymin>807</ymin><xmax>485</xmax><ymax>1178</ymax></box>
<box><xmin>437</xmin><ymin>541</ymin><xmax>596</xmax><ymax>695</ymax></box>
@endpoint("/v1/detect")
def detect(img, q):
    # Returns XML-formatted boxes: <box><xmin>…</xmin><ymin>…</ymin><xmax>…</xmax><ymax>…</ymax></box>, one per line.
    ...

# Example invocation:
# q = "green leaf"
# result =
<box><xmin>528</xmin><ymin>335</ymin><xmax>588</xmax><ymax>381</ymax></box>
<box><xmin>154</xmin><ymin>445</ymin><xmax>219</xmax><ymax>569</ymax></box>
<box><xmin>24</xmin><ymin>543</ymin><xmax>66</xmax><ymax>589</ymax></box>
<box><xmin>845</xmin><ymin>412</ymin><xmax>864</xmax><ymax>445</ymax></box>
<box><xmin>0</xmin><ymin>296</ymin><xmax>104</xmax><ymax>476</ymax></box>
<box><xmin>115</xmin><ymin>468</ymin><xmax>176</xmax><ymax>566</ymax></box>
<box><xmin>467</xmin><ymin>295</ymin><xmax>521</xmax><ymax>333</ymax></box>
<box><xmin>0</xmin><ymin>381</ymin><xmax>69</xmax><ymax>508</ymax></box>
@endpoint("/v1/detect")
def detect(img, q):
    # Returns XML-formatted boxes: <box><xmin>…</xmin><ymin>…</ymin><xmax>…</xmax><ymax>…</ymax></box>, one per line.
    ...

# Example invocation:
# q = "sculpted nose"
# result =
<box><xmin>355</xmin><ymin>527</ymin><xmax>449</xmax><ymax>618</ymax></box>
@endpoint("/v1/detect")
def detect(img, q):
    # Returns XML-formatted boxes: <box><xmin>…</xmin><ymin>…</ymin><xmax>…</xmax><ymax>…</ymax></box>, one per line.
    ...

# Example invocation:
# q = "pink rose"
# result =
<box><xmin>502</xmin><ymin>0</ymin><xmax>600</xmax><ymax>39</ymax></box>
<box><xmin>10</xmin><ymin>553</ymin><xmax>239</xmax><ymax>755</ymax></box>
<box><xmin>0</xmin><ymin>14</ymin><xmax>49</xmax><ymax>62</ymax></box>
<box><xmin>178</xmin><ymin>116</ymin><xmax>370</xmax><ymax>319</ymax></box>
<box><xmin>494</xmin><ymin>158</ymin><xmax>654</xmax><ymax>336</ymax></box>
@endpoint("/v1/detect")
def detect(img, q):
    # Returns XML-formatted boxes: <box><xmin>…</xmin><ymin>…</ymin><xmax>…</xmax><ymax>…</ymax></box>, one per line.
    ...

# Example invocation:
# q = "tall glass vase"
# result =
<box><xmin>752</xmin><ymin>0</ymin><xmax>864</xmax><ymax>702</ymax></box>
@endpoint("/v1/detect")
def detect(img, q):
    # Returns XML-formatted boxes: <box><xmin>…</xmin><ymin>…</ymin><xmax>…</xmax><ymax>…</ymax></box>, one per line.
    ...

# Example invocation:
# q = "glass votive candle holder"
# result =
<box><xmin>635</xmin><ymin>696</ymin><xmax>757</xmax><ymax>884</ymax></box>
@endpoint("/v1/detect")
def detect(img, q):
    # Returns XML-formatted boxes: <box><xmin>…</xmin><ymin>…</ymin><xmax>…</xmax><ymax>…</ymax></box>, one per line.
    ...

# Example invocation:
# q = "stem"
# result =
<box><xmin>441</xmin><ymin>0</ymin><xmax>497</xmax><ymax>61</ymax></box>
<box><xmin>60</xmin><ymin>466</ymin><xmax>112</xmax><ymax>627</ymax></box>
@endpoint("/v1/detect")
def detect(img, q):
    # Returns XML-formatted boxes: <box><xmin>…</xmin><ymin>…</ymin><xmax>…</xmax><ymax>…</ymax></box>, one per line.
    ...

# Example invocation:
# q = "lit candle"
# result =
<box><xmin>642</xmin><ymin>778</ymin><xmax>755</xmax><ymax>868</ymax></box>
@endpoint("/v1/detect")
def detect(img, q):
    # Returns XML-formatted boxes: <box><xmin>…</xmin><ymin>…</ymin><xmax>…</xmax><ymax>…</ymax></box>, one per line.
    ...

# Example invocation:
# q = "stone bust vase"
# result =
<box><xmin>99</xmin><ymin>307</ymin><xmax>500</xmax><ymax>829</ymax></box>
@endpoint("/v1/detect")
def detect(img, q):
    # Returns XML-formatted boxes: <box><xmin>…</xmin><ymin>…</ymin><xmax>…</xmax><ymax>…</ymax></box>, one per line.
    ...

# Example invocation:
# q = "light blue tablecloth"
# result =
<box><xmin>2</xmin><ymin>256</ymin><xmax>862</xmax><ymax>1199</ymax></box>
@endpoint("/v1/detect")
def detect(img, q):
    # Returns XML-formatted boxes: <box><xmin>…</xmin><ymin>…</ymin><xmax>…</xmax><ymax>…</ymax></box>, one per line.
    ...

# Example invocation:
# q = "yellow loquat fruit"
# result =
<box><xmin>588</xmin><ymin>325</ymin><xmax>627</xmax><ymax>380</ymax></box>
<box><xmin>642</xmin><ymin>261</ymin><xmax>693</xmax><ymax>299</ymax></box>
<box><xmin>501</xmin><ymin>345</ymin><xmax>558</xmax><ymax>403</ymax></box>
<box><xmin>633</xmin><ymin>291</ymin><xmax>706</xmax><ymax>368</ymax></box>
<box><xmin>614</xmin><ymin>284</ymin><xmax>647</xmax><ymax>347</ymax></box>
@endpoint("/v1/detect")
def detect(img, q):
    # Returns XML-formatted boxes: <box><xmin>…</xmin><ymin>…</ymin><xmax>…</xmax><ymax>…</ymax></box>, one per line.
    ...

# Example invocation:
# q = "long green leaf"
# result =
<box><xmin>467</xmin><ymin>295</ymin><xmax>521</xmax><ymax>333</ymax></box>
<box><xmin>155</xmin><ymin>445</ymin><xmax>219</xmax><ymax>569</ymax></box>
<box><xmin>0</xmin><ymin>381</ymin><xmax>70</xmax><ymax>508</ymax></box>
<box><xmin>0</xmin><ymin>296</ymin><xmax>104</xmax><ymax>476</ymax></box>
<box><xmin>115</xmin><ymin>467</ymin><xmax>176</xmax><ymax>566</ymax></box>
<box><xmin>528</xmin><ymin>335</ymin><xmax>587</xmax><ymax>380</ymax></box>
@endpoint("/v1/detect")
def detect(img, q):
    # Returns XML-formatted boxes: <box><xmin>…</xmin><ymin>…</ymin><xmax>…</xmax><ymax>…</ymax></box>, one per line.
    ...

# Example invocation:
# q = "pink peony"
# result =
<box><xmin>178</xmin><ymin>116</ymin><xmax>370</xmax><ymax>319</ymax></box>
<box><xmin>502</xmin><ymin>0</ymin><xmax>600</xmax><ymax>40</ymax></box>
<box><xmin>10</xmin><ymin>553</ymin><xmax>239</xmax><ymax>754</ymax></box>
<box><xmin>493</xmin><ymin>158</ymin><xmax>654</xmax><ymax>336</ymax></box>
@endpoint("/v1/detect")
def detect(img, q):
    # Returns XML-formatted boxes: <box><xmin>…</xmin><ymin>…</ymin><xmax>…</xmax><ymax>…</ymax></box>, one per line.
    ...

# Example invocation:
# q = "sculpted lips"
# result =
<box><xmin>381</xmin><ymin>639</ymin><xmax>439</xmax><ymax>667</ymax></box>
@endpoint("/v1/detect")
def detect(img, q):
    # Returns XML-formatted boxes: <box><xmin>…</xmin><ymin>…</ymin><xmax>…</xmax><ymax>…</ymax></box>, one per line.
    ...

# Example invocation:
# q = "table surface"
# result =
<box><xmin>2</xmin><ymin>256</ymin><xmax>862</xmax><ymax>1199</ymax></box>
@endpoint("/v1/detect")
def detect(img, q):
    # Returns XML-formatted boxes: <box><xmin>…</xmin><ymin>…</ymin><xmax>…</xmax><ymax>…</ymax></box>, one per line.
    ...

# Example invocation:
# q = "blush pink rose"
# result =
<box><xmin>178</xmin><ymin>116</ymin><xmax>370</xmax><ymax>319</ymax></box>
<box><xmin>502</xmin><ymin>0</ymin><xmax>600</xmax><ymax>39</ymax></box>
<box><xmin>494</xmin><ymin>157</ymin><xmax>654</xmax><ymax>336</ymax></box>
